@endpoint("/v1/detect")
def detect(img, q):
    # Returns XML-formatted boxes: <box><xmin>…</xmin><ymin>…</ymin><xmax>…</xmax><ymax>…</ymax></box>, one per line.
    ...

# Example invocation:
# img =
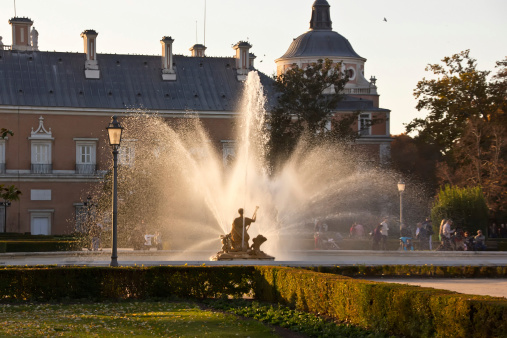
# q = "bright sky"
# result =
<box><xmin>1</xmin><ymin>0</ymin><xmax>506</xmax><ymax>135</ymax></box>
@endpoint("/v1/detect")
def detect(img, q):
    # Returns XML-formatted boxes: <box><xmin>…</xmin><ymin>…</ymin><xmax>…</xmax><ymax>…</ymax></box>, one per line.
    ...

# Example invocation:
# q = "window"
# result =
<box><xmin>31</xmin><ymin>141</ymin><xmax>52</xmax><ymax>173</ymax></box>
<box><xmin>359</xmin><ymin>113</ymin><xmax>372</xmax><ymax>136</ymax></box>
<box><xmin>221</xmin><ymin>141</ymin><xmax>236</xmax><ymax>167</ymax></box>
<box><xmin>74</xmin><ymin>139</ymin><xmax>97</xmax><ymax>174</ymax></box>
<box><xmin>118</xmin><ymin>140</ymin><xmax>136</xmax><ymax>166</ymax></box>
<box><xmin>30</xmin><ymin>211</ymin><xmax>53</xmax><ymax>235</ymax></box>
<box><xmin>29</xmin><ymin>116</ymin><xmax>53</xmax><ymax>174</ymax></box>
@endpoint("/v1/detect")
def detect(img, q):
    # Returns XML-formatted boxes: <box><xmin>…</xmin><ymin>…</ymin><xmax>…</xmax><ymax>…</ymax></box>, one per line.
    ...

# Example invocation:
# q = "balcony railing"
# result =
<box><xmin>342</xmin><ymin>87</ymin><xmax>377</xmax><ymax>95</ymax></box>
<box><xmin>75</xmin><ymin>163</ymin><xmax>97</xmax><ymax>175</ymax></box>
<box><xmin>31</xmin><ymin>164</ymin><xmax>52</xmax><ymax>174</ymax></box>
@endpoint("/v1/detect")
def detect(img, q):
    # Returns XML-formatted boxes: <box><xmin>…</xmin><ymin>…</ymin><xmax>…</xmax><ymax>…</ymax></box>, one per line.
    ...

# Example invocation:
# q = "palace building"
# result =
<box><xmin>0</xmin><ymin>0</ymin><xmax>391</xmax><ymax>235</ymax></box>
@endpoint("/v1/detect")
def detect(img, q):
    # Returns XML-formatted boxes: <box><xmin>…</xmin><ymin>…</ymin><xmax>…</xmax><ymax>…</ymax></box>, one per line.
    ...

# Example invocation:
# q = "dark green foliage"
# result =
<box><xmin>204</xmin><ymin>299</ymin><xmax>388</xmax><ymax>338</ymax></box>
<box><xmin>407</xmin><ymin>50</ymin><xmax>497</xmax><ymax>156</ymax></box>
<box><xmin>431</xmin><ymin>185</ymin><xmax>489</xmax><ymax>233</ymax></box>
<box><xmin>0</xmin><ymin>266</ymin><xmax>254</xmax><ymax>302</ymax></box>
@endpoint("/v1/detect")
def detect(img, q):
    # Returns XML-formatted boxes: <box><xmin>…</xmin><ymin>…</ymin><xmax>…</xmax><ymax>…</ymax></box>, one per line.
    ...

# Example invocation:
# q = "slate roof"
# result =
<box><xmin>279</xmin><ymin>30</ymin><xmax>363</xmax><ymax>60</ymax></box>
<box><xmin>0</xmin><ymin>50</ymin><xmax>275</xmax><ymax>112</ymax></box>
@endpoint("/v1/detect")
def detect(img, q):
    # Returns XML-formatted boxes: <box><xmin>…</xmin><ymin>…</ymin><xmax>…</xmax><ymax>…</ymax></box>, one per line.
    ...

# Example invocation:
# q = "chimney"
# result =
<box><xmin>233</xmin><ymin>41</ymin><xmax>252</xmax><ymax>81</ymax></box>
<box><xmin>80</xmin><ymin>30</ymin><xmax>100</xmax><ymax>79</ymax></box>
<box><xmin>249</xmin><ymin>53</ymin><xmax>256</xmax><ymax>69</ymax></box>
<box><xmin>9</xmin><ymin>17</ymin><xmax>34</xmax><ymax>51</ymax></box>
<box><xmin>189</xmin><ymin>44</ymin><xmax>206</xmax><ymax>57</ymax></box>
<box><xmin>161</xmin><ymin>36</ymin><xmax>176</xmax><ymax>81</ymax></box>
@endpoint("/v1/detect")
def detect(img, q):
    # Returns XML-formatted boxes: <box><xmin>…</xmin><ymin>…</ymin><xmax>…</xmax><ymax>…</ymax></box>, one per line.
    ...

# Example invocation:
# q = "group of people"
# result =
<box><xmin>437</xmin><ymin>219</ymin><xmax>487</xmax><ymax>251</ymax></box>
<box><xmin>489</xmin><ymin>223</ymin><xmax>507</xmax><ymax>238</ymax></box>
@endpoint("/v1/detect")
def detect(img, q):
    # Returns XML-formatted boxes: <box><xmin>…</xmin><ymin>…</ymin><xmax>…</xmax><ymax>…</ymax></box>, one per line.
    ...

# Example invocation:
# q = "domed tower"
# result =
<box><xmin>275</xmin><ymin>0</ymin><xmax>376</xmax><ymax>96</ymax></box>
<box><xmin>275</xmin><ymin>0</ymin><xmax>391</xmax><ymax>163</ymax></box>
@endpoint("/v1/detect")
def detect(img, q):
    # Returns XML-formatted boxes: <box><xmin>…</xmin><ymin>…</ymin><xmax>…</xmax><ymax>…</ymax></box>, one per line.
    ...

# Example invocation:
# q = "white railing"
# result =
<box><xmin>342</xmin><ymin>87</ymin><xmax>376</xmax><ymax>95</ymax></box>
<box><xmin>76</xmin><ymin>164</ymin><xmax>97</xmax><ymax>175</ymax></box>
<box><xmin>31</xmin><ymin>164</ymin><xmax>52</xmax><ymax>174</ymax></box>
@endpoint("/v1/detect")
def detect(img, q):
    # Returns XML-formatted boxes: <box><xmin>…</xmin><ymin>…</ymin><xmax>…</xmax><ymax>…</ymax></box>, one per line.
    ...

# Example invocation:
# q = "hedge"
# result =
<box><xmin>0</xmin><ymin>240</ymin><xmax>81</xmax><ymax>253</ymax></box>
<box><xmin>308</xmin><ymin>265</ymin><xmax>507</xmax><ymax>278</ymax></box>
<box><xmin>253</xmin><ymin>267</ymin><xmax>506</xmax><ymax>337</ymax></box>
<box><xmin>0</xmin><ymin>266</ymin><xmax>254</xmax><ymax>301</ymax></box>
<box><xmin>0</xmin><ymin>266</ymin><xmax>505</xmax><ymax>337</ymax></box>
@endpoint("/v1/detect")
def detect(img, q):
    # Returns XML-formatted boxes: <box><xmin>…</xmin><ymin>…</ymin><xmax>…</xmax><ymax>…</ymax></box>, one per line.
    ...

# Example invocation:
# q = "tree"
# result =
<box><xmin>431</xmin><ymin>185</ymin><xmax>489</xmax><ymax>234</ymax></box>
<box><xmin>267</xmin><ymin>58</ymin><xmax>382</xmax><ymax>172</ymax></box>
<box><xmin>267</xmin><ymin>59</ymin><xmax>348</xmax><ymax>169</ymax></box>
<box><xmin>406</xmin><ymin>50</ymin><xmax>497</xmax><ymax>156</ymax></box>
<box><xmin>408</xmin><ymin>51</ymin><xmax>507</xmax><ymax>216</ymax></box>
<box><xmin>390</xmin><ymin>134</ymin><xmax>440</xmax><ymax>192</ymax></box>
<box><xmin>0</xmin><ymin>128</ymin><xmax>21</xmax><ymax>204</ymax></box>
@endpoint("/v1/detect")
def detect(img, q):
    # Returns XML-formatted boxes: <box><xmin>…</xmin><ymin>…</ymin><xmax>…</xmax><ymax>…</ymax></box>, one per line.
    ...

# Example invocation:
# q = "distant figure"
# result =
<box><xmin>371</xmin><ymin>223</ymin><xmax>383</xmax><ymax>250</ymax></box>
<box><xmin>474</xmin><ymin>230</ymin><xmax>486</xmax><ymax>251</ymax></box>
<box><xmin>154</xmin><ymin>231</ymin><xmax>163</xmax><ymax>250</ymax></box>
<box><xmin>231</xmin><ymin>207</ymin><xmax>258</xmax><ymax>251</ymax></box>
<box><xmin>0</xmin><ymin>36</ymin><xmax>4</xmax><ymax>50</ymax></box>
<box><xmin>383</xmin><ymin>17</ymin><xmax>387</xmax><ymax>22</ymax></box>
<box><xmin>355</xmin><ymin>223</ymin><xmax>365</xmax><ymax>237</ymax></box>
<box><xmin>90</xmin><ymin>223</ymin><xmax>102</xmax><ymax>251</ymax></box>
<box><xmin>422</xmin><ymin>218</ymin><xmax>433</xmax><ymax>249</ymax></box>
<box><xmin>380</xmin><ymin>218</ymin><xmax>389</xmax><ymax>250</ymax></box>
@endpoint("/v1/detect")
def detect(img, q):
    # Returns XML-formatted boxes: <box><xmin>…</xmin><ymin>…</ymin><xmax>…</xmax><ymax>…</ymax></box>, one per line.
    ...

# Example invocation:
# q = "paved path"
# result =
<box><xmin>1</xmin><ymin>249</ymin><xmax>506</xmax><ymax>267</ymax></box>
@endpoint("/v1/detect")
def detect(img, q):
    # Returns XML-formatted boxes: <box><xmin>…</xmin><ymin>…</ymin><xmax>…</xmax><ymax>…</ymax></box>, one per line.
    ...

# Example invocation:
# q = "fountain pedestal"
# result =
<box><xmin>210</xmin><ymin>234</ymin><xmax>275</xmax><ymax>261</ymax></box>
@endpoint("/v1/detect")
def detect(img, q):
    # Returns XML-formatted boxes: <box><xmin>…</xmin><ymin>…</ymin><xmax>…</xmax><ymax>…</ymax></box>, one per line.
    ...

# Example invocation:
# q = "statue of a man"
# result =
<box><xmin>30</xmin><ymin>27</ymin><xmax>38</xmax><ymax>49</ymax></box>
<box><xmin>230</xmin><ymin>207</ymin><xmax>258</xmax><ymax>251</ymax></box>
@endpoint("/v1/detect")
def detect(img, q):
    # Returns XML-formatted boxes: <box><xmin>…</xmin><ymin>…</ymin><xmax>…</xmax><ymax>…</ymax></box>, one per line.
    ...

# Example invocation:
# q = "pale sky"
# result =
<box><xmin>1</xmin><ymin>0</ymin><xmax>506</xmax><ymax>135</ymax></box>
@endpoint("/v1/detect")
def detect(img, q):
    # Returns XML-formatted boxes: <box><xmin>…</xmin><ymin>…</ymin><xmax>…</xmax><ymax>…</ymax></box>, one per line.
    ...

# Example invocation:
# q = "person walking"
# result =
<box><xmin>380</xmin><ymin>218</ymin><xmax>389</xmax><ymax>250</ymax></box>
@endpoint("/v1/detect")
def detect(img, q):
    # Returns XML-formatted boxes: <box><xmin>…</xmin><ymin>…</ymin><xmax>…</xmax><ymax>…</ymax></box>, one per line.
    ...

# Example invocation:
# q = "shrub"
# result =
<box><xmin>431</xmin><ymin>185</ymin><xmax>489</xmax><ymax>234</ymax></box>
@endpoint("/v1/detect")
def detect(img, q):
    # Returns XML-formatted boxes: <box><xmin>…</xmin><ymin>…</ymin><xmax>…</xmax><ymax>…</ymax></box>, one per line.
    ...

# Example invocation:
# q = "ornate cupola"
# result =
<box><xmin>9</xmin><ymin>17</ymin><xmax>34</xmax><ymax>51</ymax></box>
<box><xmin>189</xmin><ymin>44</ymin><xmax>206</xmax><ymax>57</ymax></box>
<box><xmin>309</xmin><ymin>0</ymin><xmax>332</xmax><ymax>30</ymax></box>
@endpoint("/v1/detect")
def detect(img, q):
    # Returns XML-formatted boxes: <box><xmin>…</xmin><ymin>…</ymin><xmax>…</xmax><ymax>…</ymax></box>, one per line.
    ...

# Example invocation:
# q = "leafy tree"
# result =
<box><xmin>267</xmin><ymin>59</ymin><xmax>347</xmax><ymax>168</ymax></box>
<box><xmin>267</xmin><ymin>58</ymin><xmax>382</xmax><ymax>172</ymax></box>
<box><xmin>390</xmin><ymin>133</ymin><xmax>440</xmax><ymax>192</ymax></box>
<box><xmin>430</xmin><ymin>185</ymin><xmax>489</xmax><ymax>235</ymax></box>
<box><xmin>406</xmin><ymin>50</ymin><xmax>497</xmax><ymax>156</ymax></box>
<box><xmin>408</xmin><ymin>51</ymin><xmax>507</xmax><ymax>216</ymax></box>
<box><xmin>0</xmin><ymin>128</ymin><xmax>21</xmax><ymax>204</ymax></box>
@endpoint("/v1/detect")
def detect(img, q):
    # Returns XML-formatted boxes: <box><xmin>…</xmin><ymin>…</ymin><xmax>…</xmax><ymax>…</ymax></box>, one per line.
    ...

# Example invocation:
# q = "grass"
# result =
<box><xmin>205</xmin><ymin>299</ymin><xmax>390</xmax><ymax>338</ymax></box>
<box><xmin>0</xmin><ymin>301</ymin><xmax>279</xmax><ymax>337</ymax></box>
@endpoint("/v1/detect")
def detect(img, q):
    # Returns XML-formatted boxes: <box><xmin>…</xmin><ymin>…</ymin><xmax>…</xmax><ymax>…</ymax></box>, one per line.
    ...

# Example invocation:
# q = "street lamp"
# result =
<box><xmin>106</xmin><ymin>115</ymin><xmax>123</xmax><ymax>267</ymax></box>
<box><xmin>397</xmin><ymin>179</ymin><xmax>406</xmax><ymax>225</ymax></box>
<box><xmin>0</xmin><ymin>201</ymin><xmax>11</xmax><ymax>233</ymax></box>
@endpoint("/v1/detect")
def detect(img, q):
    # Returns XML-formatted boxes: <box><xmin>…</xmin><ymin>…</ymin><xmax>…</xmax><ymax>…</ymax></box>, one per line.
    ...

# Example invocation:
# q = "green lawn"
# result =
<box><xmin>0</xmin><ymin>301</ymin><xmax>279</xmax><ymax>337</ymax></box>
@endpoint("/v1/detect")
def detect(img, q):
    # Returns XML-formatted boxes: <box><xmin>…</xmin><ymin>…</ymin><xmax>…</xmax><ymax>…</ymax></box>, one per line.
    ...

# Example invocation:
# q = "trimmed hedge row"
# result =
<box><xmin>309</xmin><ymin>265</ymin><xmax>507</xmax><ymax>278</ymax></box>
<box><xmin>0</xmin><ymin>266</ymin><xmax>254</xmax><ymax>301</ymax></box>
<box><xmin>0</xmin><ymin>266</ymin><xmax>505</xmax><ymax>337</ymax></box>
<box><xmin>0</xmin><ymin>240</ymin><xmax>81</xmax><ymax>253</ymax></box>
<box><xmin>253</xmin><ymin>267</ymin><xmax>507</xmax><ymax>338</ymax></box>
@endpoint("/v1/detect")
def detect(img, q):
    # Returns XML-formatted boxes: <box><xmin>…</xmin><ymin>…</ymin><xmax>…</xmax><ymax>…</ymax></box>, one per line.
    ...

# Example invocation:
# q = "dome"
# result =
<box><xmin>279</xmin><ymin>30</ymin><xmax>363</xmax><ymax>59</ymax></box>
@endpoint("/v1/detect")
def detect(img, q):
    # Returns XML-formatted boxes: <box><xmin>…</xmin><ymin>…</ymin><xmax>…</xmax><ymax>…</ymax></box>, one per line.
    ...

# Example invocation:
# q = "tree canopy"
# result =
<box><xmin>405</xmin><ymin>51</ymin><xmax>507</xmax><ymax>216</ymax></box>
<box><xmin>406</xmin><ymin>50</ymin><xmax>500</xmax><ymax>156</ymax></box>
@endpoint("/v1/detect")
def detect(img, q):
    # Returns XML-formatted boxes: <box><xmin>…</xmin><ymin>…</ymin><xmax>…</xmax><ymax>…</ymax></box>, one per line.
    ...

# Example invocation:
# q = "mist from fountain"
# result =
<box><xmin>98</xmin><ymin>71</ymin><xmax>419</xmax><ymax>259</ymax></box>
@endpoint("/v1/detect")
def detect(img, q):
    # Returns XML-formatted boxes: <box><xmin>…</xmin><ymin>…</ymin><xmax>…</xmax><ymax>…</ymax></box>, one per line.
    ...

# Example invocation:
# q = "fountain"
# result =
<box><xmin>90</xmin><ymin>71</ymin><xmax>427</xmax><ymax>261</ymax></box>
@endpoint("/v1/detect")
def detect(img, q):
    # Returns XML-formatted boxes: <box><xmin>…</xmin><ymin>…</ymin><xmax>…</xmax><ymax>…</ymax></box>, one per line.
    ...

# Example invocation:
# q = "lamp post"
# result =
<box><xmin>397</xmin><ymin>180</ymin><xmax>406</xmax><ymax>226</ymax></box>
<box><xmin>106</xmin><ymin>115</ymin><xmax>123</xmax><ymax>267</ymax></box>
<box><xmin>0</xmin><ymin>201</ymin><xmax>11</xmax><ymax>233</ymax></box>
